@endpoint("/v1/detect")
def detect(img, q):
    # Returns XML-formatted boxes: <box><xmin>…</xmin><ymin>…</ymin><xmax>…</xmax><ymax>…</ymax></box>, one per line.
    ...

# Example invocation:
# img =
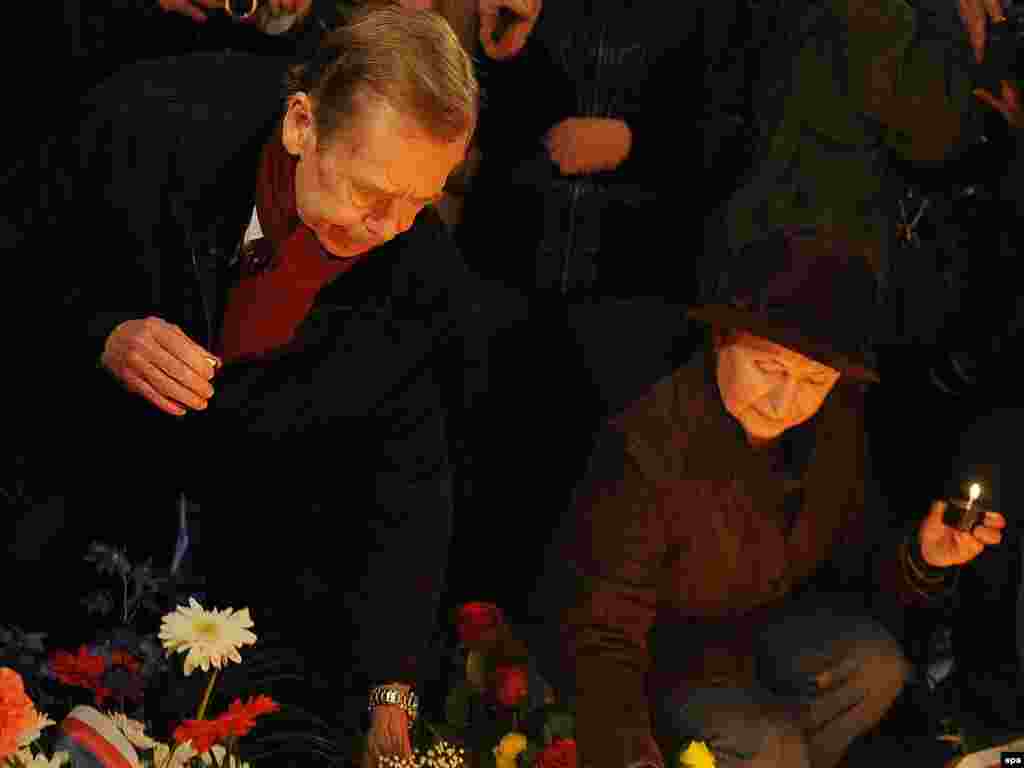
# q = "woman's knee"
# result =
<box><xmin>759</xmin><ymin>612</ymin><xmax>911</xmax><ymax>708</ymax></box>
<box><xmin>846</xmin><ymin>623</ymin><xmax>911</xmax><ymax>712</ymax></box>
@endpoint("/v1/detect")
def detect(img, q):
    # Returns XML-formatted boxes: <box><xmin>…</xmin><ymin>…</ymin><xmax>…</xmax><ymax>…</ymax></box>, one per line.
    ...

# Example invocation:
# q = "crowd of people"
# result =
<box><xmin>6</xmin><ymin>0</ymin><xmax>1024</xmax><ymax>766</ymax></box>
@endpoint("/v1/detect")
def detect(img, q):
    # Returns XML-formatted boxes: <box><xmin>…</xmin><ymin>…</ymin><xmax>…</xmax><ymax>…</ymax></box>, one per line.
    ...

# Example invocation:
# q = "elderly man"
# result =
<box><xmin>19</xmin><ymin>5</ymin><xmax>477</xmax><ymax>762</ymax></box>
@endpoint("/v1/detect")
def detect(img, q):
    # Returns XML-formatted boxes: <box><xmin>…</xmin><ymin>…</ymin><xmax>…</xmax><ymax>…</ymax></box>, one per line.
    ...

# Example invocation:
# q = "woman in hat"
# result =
<box><xmin>523</xmin><ymin>228</ymin><xmax>1006</xmax><ymax>768</ymax></box>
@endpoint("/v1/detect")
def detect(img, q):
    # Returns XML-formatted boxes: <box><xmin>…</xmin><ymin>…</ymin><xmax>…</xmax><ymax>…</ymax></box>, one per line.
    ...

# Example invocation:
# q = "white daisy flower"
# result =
<box><xmin>159</xmin><ymin>598</ymin><xmax>257</xmax><ymax>676</ymax></box>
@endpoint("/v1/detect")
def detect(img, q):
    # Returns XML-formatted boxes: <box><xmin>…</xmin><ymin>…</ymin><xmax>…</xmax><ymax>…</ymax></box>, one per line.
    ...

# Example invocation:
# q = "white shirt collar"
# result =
<box><xmin>243</xmin><ymin>204</ymin><xmax>263</xmax><ymax>245</ymax></box>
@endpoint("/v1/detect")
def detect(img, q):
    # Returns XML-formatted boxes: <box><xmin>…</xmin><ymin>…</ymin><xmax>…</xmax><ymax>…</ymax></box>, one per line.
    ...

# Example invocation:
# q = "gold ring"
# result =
<box><xmin>225</xmin><ymin>0</ymin><xmax>259</xmax><ymax>19</ymax></box>
<box><xmin>993</xmin><ymin>14</ymin><xmax>1008</xmax><ymax>23</ymax></box>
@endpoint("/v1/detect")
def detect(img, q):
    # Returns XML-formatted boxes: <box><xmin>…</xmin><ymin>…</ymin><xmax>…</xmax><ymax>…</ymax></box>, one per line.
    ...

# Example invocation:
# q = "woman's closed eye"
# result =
<box><xmin>755</xmin><ymin>359</ymin><xmax>786</xmax><ymax>374</ymax></box>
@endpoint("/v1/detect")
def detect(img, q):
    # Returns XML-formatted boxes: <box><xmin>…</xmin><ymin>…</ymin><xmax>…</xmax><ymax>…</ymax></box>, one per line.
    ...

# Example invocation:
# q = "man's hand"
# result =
<box><xmin>545</xmin><ymin>117</ymin><xmax>633</xmax><ymax>176</ymax></box>
<box><xmin>958</xmin><ymin>0</ymin><xmax>1006</xmax><ymax>63</ymax></box>
<box><xmin>157</xmin><ymin>0</ymin><xmax>223</xmax><ymax>23</ymax></box>
<box><xmin>362</xmin><ymin>696</ymin><xmax>413</xmax><ymax>768</ymax></box>
<box><xmin>479</xmin><ymin>0</ymin><xmax>541</xmax><ymax>60</ymax></box>
<box><xmin>974</xmin><ymin>78</ymin><xmax>1023</xmax><ymax>129</ymax></box>
<box><xmin>101</xmin><ymin>317</ymin><xmax>220</xmax><ymax>416</ymax></box>
<box><xmin>918</xmin><ymin>499</ymin><xmax>1006</xmax><ymax>567</ymax></box>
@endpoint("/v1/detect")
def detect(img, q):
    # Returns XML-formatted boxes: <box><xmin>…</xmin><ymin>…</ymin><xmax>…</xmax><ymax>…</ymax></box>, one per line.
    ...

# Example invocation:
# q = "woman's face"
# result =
<box><xmin>715</xmin><ymin>330</ymin><xmax>841</xmax><ymax>443</ymax></box>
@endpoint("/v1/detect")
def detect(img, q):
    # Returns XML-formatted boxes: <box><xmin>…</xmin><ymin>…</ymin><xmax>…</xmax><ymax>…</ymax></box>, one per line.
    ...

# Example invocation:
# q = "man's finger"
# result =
<box><xmin>984</xmin><ymin>0</ymin><xmax>1006</xmax><ymax>21</ymax></box>
<box><xmin>123</xmin><ymin>370</ymin><xmax>188</xmax><ymax>416</ymax></box>
<box><xmin>159</xmin><ymin>325</ymin><xmax>220</xmax><ymax>378</ymax></box>
<box><xmin>959</xmin><ymin>0</ymin><xmax>987</xmax><ymax>62</ymax></box>
<box><xmin>147</xmin><ymin>339</ymin><xmax>216</xmax><ymax>399</ymax></box>
<box><xmin>143</xmin><ymin>366</ymin><xmax>210</xmax><ymax>411</ymax></box>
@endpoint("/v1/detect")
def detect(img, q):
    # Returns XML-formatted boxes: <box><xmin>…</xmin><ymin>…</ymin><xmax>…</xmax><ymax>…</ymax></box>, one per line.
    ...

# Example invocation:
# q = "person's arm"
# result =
<box><xmin>838</xmin><ymin>0</ymin><xmax>976</xmax><ymax>167</ymax></box>
<box><xmin>473</xmin><ymin>30</ymin><xmax>570</xmax><ymax>165</ymax></box>
<box><xmin>545</xmin><ymin>427</ymin><xmax>667</xmax><ymax>768</ymax></box>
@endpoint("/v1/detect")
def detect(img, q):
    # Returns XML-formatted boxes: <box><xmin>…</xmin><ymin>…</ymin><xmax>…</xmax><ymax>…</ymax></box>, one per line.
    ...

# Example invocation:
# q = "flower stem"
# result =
<box><xmin>163</xmin><ymin>744</ymin><xmax>180</xmax><ymax>768</ymax></box>
<box><xmin>197</xmin><ymin>667</ymin><xmax>220</xmax><ymax>720</ymax></box>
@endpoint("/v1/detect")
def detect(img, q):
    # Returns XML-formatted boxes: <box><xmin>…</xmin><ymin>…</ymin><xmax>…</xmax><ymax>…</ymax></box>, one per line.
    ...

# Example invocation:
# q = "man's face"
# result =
<box><xmin>283</xmin><ymin>91</ymin><xmax>469</xmax><ymax>259</ymax></box>
<box><xmin>715</xmin><ymin>331</ymin><xmax>841</xmax><ymax>443</ymax></box>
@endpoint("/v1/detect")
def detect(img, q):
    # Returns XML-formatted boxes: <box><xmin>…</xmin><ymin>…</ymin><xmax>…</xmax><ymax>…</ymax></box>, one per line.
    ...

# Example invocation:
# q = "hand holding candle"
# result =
<box><xmin>920</xmin><ymin>482</ymin><xmax>1006</xmax><ymax>568</ymax></box>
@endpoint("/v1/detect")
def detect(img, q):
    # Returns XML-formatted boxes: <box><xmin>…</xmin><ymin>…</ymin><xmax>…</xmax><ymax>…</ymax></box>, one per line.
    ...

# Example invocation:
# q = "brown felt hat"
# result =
<box><xmin>689</xmin><ymin>227</ymin><xmax>881</xmax><ymax>383</ymax></box>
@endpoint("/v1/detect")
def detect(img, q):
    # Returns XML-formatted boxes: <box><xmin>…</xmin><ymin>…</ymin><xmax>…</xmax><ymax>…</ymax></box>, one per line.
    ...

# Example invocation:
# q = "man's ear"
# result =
<box><xmin>282</xmin><ymin>93</ymin><xmax>316</xmax><ymax>156</ymax></box>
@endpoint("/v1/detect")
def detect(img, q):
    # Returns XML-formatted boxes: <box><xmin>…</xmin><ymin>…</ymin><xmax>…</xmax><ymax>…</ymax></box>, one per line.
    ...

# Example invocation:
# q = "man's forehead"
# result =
<box><xmin>323</xmin><ymin>117</ymin><xmax>468</xmax><ymax>193</ymax></box>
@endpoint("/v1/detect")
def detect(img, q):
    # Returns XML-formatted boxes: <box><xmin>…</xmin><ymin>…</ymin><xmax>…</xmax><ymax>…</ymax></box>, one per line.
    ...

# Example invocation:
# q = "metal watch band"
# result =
<box><xmin>368</xmin><ymin>685</ymin><xmax>419</xmax><ymax>725</ymax></box>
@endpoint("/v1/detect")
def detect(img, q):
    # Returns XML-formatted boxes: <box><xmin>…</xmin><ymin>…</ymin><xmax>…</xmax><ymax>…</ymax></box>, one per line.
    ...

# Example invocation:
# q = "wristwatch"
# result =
<box><xmin>368</xmin><ymin>685</ymin><xmax>419</xmax><ymax>726</ymax></box>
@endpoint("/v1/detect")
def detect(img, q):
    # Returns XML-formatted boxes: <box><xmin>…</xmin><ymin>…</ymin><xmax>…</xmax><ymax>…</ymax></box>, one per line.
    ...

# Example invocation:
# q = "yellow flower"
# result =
<box><xmin>493</xmin><ymin>732</ymin><xmax>528</xmax><ymax>768</ymax></box>
<box><xmin>678</xmin><ymin>740</ymin><xmax>715</xmax><ymax>768</ymax></box>
<box><xmin>159</xmin><ymin>598</ymin><xmax>257</xmax><ymax>676</ymax></box>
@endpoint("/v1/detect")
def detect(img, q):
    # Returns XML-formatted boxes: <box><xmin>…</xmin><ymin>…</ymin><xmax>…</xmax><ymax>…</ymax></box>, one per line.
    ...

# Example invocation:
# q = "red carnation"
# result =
<box><xmin>454</xmin><ymin>602</ymin><xmax>504</xmax><ymax>647</ymax></box>
<box><xmin>218</xmin><ymin>696</ymin><xmax>280</xmax><ymax>738</ymax></box>
<box><xmin>174</xmin><ymin>695</ymin><xmax>279</xmax><ymax>755</ymax></box>
<box><xmin>536</xmin><ymin>738</ymin><xmax>576</xmax><ymax>768</ymax></box>
<box><xmin>493</xmin><ymin>665</ymin><xmax>529</xmax><ymax>708</ymax></box>
<box><xmin>174</xmin><ymin>718</ymin><xmax>227</xmax><ymax>755</ymax></box>
<box><xmin>49</xmin><ymin>646</ymin><xmax>106</xmax><ymax>691</ymax></box>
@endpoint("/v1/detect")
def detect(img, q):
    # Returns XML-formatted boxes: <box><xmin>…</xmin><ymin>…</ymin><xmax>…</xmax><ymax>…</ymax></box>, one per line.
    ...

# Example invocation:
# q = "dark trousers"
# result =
<box><xmin>652</xmin><ymin>597</ymin><xmax>910</xmax><ymax>768</ymax></box>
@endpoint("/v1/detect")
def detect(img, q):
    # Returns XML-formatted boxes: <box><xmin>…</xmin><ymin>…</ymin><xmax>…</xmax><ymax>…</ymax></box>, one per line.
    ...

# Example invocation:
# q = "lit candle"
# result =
<box><xmin>967</xmin><ymin>482</ymin><xmax>982</xmax><ymax>511</ymax></box>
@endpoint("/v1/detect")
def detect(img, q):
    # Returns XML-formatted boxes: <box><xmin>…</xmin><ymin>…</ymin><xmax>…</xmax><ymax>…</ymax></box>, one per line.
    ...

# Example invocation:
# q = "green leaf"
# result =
<box><xmin>544</xmin><ymin>710</ymin><xmax>574</xmax><ymax>741</ymax></box>
<box><xmin>445</xmin><ymin>679</ymin><xmax>474</xmax><ymax>730</ymax></box>
<box><xmin>520</xmin><ymin>744</ymin><xmax>540</xmax><ymax>768</ymax></box>
<box><xmin>478</xmin><ymin>743</ymin><xmax>499</xmax><ymax>768</ymax></box>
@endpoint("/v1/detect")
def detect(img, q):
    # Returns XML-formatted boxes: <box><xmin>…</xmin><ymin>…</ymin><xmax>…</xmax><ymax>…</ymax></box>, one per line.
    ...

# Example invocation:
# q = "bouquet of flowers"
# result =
<box><xmin>0</xmin><ymin>541</ymin><xmax>344</xmax><ymax>768</ymax></box>
<box><xmin>404</xmin><ymin>603</ymin><xmax>716</xmax><ymax>768</ymax></box>
<box><xmin>1</xmin><ymin>595</ymin><xmax>280</xmax><ymax>768</ymax></box>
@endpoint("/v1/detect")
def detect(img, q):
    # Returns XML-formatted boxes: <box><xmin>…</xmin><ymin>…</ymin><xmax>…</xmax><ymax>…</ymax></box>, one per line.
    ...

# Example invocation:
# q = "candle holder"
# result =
<box><xmin>942</xmin><ymin>497</ymin><xmax>989</xmax><ymax>532</ymax></box>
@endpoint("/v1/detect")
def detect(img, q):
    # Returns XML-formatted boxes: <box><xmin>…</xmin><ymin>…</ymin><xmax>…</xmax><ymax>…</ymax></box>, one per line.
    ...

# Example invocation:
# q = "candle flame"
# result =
<box><xmin>969</xmin><ymin>483</ymin><xmax>982</xmax><ymax>503</ymax></box>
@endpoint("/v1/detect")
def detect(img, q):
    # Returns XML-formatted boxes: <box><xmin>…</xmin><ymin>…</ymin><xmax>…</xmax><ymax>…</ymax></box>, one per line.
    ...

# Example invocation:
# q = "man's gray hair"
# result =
<box><xmin>287</xmin><ymin>3</ymin><xmax>479</xmax><ymax>144</ymax></box>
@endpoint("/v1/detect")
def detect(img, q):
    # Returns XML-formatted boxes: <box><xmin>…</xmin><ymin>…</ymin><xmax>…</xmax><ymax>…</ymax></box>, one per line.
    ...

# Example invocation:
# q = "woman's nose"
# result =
<box><xmin>766</xmin><ymin>374</ymin><xmax>797</xmax><ymax>417</ymax></box>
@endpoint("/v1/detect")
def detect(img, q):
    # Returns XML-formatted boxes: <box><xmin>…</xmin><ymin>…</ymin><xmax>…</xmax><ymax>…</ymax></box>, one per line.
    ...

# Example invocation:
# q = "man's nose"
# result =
<box><xmin>365</xmin><ymin>199</ymin><xmax>418</xmax><ymax>240</ymax></box>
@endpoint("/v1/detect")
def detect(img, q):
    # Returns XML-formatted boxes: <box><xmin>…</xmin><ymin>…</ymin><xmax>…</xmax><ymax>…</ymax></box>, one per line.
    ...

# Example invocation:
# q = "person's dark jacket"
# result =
<box><xmin>15</xmin><ymin>51</ymin><xmax>476</xmax><ymax>695</ymax></box>
<box><xmin>457</xmin><ymin>0</ymin><xmax>705</xmax><ymax>299</ymax></box>
<box><xmin>523</xmin><ymin>342</ymin><xmax>956</xmax><ymax>768</ymax></box>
